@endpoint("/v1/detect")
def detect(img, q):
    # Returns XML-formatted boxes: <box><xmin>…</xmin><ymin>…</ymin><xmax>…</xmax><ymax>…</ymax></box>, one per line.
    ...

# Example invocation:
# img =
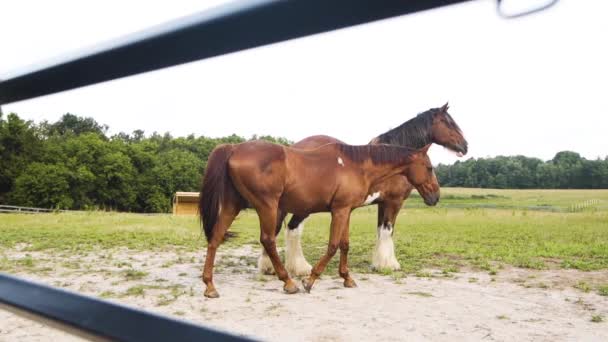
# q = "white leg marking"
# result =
<box><xmin>372</xmin><ymin>224</ymin><xmax>401</xmax><ymax>270</ymax></box>
<box><xmin>284</xmin><ymin>222</ymin><xmax>313</xmax><ymax>276</ymax></box>
<box><xmin>363</xmin><ymin>192</ymin><xmax>381</xmax><ymax>205</ymax></box>
<box><xmin>257</xmin><ymin>248</ymin><xmax>275</xmax><ymax>275</ymax></box>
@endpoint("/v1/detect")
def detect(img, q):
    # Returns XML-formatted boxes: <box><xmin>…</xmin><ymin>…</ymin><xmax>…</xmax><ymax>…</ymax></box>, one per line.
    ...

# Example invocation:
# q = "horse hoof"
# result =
<box><xmin>344</xmin><ymin>278</ymin><xmax>357</xmax><ymax>288</ymax></box>
<box><xmin>204</xmin><ymin>288</ymin><xmax>220</xmax><ymax>298</ymax></box>
<box><xmin>302</xmin><ymin>278</ymin><xmax>314</xmax><ymax>293</ymax></box>
<box><xmin>284</xmin><ymin>281</ymin><xmax>300</xmax><ymax>294</ymax></box>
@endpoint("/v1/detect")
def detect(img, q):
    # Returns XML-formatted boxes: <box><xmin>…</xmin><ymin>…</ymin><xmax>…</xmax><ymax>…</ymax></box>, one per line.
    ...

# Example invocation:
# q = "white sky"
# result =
<box><xmin>1</xmin><ymin>0</ymin><xmax>607</xmax><ymax>165</ymax></box>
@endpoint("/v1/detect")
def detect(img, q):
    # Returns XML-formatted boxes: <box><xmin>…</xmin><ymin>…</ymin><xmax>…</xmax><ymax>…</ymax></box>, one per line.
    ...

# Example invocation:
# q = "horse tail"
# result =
<box><xmin>199</xmin><ymin>144</ymin><xmax>235</xmax><ymax>242</ymax></box>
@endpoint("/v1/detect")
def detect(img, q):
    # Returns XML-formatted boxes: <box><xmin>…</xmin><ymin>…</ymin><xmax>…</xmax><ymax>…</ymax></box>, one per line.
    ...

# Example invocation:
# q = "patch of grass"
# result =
<box><xmin>591</xmin><ymin>315</ymin><xmax>604</xmax><ymax>323</ymax></box>
<box><xmin>17</xmin><ymin>255</ymin><xmax>35</xmax><ymax>268</ymax></box>
<box><xmin>391</xmin><ymin>271</ymin><xmax>405</xmax><ymax>282</ymax></box>
<box><xmin>123</xmin><ymin>285</ymin><xmax>146</xmax><ymax>297</ymax></box>
<box><xmin>99</xmin><ymin>291</ymin><xmax>116</xmax><ymax>298</ymax></box>
<box><xmin>122</xmin><ymin>269</ymin><xmax>148</xmax><ymax>281</ymax></box>
<box><xmin>254</xmin><ymin>274</ymin><xmax>269</xmax><ymax>283</ymax></box>
<box><xmin>574</xmin><ymin>281</ymin><xmax>591</xmax><ymax>293</ymax></box>
<box><xmin>496</xmin><ymin>315</ymin><xmax>509</xmax><ymax>320</ymax></box>
<box><xmin>115</xmin><ymin>261</ymin><xmax>132</xmax><ymax>268</ymax></box>
<box><xmin>265</xmin><ymin>303</ymin><xmax>282</xmax><ymax>312</ymax></box>
<box><xmin>415</xmin><ymin>271</ymin><xmax>432</xmax><ymax>278</ymax></box>
<box><xmin>442</xmin><ymin>265</ymin><xmax>459</xmax><ymax>274</ymax></box>
<box><xmin>598</xmin><ymin>285</ymin><xmax>608</xmax><ymax>296</ymax></box>
<box><xmin>61</xmin><ymin>261</ymin><xmax>81</xmax><ymax>269</ymax></box>
<box><xmin>155</xmin><ymin>285</ymin><xmax>187</xmax><ymax>306</ymax></box>
<box><xmin>407</xmin><ymin>291</ymin><xmax>433</xmax><ymax>297</ymax></box>
<box><xmin>156</xmin><ymin>295</ymin><xmax>174</xmax><ymax>306</ymax></box>
<box><xmin>377</xmin><ymin>268</ymin><xmax>394</xmax><ymax>276</ymax></box>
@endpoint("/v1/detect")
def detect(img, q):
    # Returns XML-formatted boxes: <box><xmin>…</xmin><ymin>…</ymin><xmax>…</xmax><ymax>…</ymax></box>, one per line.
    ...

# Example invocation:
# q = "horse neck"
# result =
<box><xmin>363</xmin><ymin>159</ymin><xmax>409</xmax><ymax>187</ymax></box>
<box><xmin>340</xmin><ymin>144</ymin><xmax>412</xmax><ymax>186</ymax></box>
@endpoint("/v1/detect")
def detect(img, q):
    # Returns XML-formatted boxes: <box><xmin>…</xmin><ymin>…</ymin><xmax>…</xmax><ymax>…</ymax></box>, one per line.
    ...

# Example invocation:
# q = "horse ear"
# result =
<box><xmin>413</xmin><ymin>144</ymin><xmax>431</xmax><ymax>157</ymax></box>
<box><xmin>421</xmin><ymin>143</ymin><xmax>432</xmax><ymax>153</ymax></box>
<box><xmin>441</xmin><ymin>102</ymin><xmax>449</xmax><ymax>112</ymax></box>
<box><xmin>410</xmin><ymin>144</ymin><xmax>431</xmax><ymax>160</ymax></box>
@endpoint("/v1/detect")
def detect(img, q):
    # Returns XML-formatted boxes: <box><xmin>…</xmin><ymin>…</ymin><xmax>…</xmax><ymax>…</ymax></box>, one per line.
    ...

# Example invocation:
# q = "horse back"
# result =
<box><xmin>292</xmin><ymin>135</ymin><xmax>345</xmax><ymax>149</ymax></box>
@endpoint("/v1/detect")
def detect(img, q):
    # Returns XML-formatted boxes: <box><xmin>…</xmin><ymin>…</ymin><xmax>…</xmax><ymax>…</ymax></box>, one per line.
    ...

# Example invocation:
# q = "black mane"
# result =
<box><xmin>371</xmin><ymin>108</ymin><xmax>461</xmax><ymax>149</ymax></box>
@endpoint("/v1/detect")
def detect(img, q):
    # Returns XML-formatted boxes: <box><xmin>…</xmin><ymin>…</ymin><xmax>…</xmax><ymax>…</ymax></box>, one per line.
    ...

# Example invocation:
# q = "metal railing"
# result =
<box><xmin>0</xmin><ymin>0</ymin><xmax>474</xmax><ymax>106</ymax></box>
<box><xmin>0</xmin><ymin>273</ymin><xmax>254</xmax><ymax>342</ymax></box>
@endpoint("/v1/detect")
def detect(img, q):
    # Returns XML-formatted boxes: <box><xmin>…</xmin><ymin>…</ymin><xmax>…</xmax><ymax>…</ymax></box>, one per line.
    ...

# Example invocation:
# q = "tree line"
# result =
<box><xmin>435</xmin><ymin>153</ymin><xmax>608</xmax><ymax>189</ymax></box>
<box><xmin>0</xmin><ymin>112</ymin><xmax>289</xmax><ymax>212</ymax></box>
<box><xmin>1</xmin><ymin>112</ymin><xmax>606</xmax><ymax>212</ymax></box>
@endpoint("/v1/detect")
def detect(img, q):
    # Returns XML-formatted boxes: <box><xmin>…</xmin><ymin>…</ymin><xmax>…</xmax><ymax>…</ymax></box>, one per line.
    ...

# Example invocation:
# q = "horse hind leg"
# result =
<box><xmin>284</xmin><ymin>214</ymin><xmax>312</xmax><ymax>277</ymax></box>
<box><xmin>257</xmin><ymin>209</ymin><xmax>287</xmax><ymax>275</ymax></box>
<box><xmin>202</xmin><ymin>200</ymin><xmax>240</xmax><ymax>298</ymax></box>
<box><xmin>257</xmin><ymin>205</ymin><xmax>299</xmax><ymax>294</ymax></box>
<box><xmin>257</xmin><ymin>249</ymin><xmax>275</xmax><ymax>275</ymax></box>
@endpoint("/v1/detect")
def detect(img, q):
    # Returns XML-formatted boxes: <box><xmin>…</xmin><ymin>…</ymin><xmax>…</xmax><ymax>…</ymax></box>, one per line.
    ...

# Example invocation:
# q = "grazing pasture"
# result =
<box><xmin>1</xmin><ymin>188</ymin><xmax>607</xmax><ymax>340</ymax></box>
<box><xmin>2</xmin><ymin>188</ymin><xmax>607</xmax><ymax>274</ymax></box>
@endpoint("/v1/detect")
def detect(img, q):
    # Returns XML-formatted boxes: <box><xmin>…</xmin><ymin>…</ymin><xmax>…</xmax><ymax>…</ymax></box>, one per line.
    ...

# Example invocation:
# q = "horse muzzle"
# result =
<box><xmin>423</xmin><ymin>192</ymin><xmax>440</xmax><ymax>206</ymax></box>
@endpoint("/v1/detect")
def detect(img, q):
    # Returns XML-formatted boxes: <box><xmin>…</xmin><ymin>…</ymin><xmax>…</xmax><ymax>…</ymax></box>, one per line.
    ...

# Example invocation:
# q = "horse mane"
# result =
<box><xmin>371</xmin><ymin>107</ymin><xmax>461</xmax><ymax>148</ymax></box>
<box><xmin>337</xmin><ymin>143</ymin><xmax>416</xmax><ymax>165</ymax></box>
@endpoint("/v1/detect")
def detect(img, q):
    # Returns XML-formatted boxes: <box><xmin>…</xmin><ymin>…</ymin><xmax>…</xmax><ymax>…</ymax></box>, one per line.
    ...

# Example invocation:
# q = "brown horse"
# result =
<box><xmin>199</xmin><ymin>141</ymin><xmax>439</xmax><ymax>297</ymax></box>
<box><xmin>257</xmin><ymin>103</ymin><xmax>467</xmax><ymax>276</ymax></box>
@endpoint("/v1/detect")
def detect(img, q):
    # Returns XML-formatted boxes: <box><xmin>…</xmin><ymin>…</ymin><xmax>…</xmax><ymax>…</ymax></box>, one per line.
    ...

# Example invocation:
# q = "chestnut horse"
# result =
<box><xmin>199</xmin><ymin>141</ymin><xmax>439</xmax><ymax>297</ymax></box>
<box><xmin>258</xmin><ymin>103</ymin><xmax>467</xmax><ymax>275</ymax></box>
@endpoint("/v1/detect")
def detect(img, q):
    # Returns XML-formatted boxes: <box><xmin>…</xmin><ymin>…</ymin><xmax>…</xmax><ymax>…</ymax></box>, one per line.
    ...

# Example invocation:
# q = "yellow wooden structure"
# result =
<box><xmin>172</xmin><ymin>192</ymin><xmax>200</xmax><ymax>215</ymax></box>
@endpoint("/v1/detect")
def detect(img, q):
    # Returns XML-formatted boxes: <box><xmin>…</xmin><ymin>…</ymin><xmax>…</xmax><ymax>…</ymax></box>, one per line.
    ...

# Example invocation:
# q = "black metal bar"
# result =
<box><xmin>496</xmin><ymin>0</ymin><xmax>559</xmax><ymax>19</ymax></box>
<box><xmin>0</xmin><ymin>0</ymin><xmax>473</xmax><ymax>105</ymax></box>
<box><xmin>0</xmin><ymin>273</ymin><xmax>255</xmax><ymax>341</ymax></box>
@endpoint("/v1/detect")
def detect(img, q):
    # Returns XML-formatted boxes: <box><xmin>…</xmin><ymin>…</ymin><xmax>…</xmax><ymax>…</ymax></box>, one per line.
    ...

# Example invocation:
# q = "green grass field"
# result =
<box><xmin>1</xmin><ymin>188</ymin><xmax>607</xmax><ymax>275</ymax></box>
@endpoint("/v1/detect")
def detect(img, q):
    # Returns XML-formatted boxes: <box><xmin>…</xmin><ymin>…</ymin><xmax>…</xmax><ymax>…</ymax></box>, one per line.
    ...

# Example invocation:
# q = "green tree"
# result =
<box><xmin>0</xmin><ymin>113</ymin><xmax>43</xmax><ymax>202</ymax></box>
<box><xmin>42</xmin><ymin>113</ymin><xmax>108</xmax><ymax>137</ymax></box>
<box><xmin>10</xmin><ymin>163</ymin><xmax>74</xmax><ymax>209</ymax></box>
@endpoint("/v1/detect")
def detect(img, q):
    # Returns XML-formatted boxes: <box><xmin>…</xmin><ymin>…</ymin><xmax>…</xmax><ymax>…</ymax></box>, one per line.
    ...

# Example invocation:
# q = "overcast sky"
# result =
<box><xmin>1</xmin><ymin>0</ymin><xmax>606</xmax><ymax>165</ymax></box>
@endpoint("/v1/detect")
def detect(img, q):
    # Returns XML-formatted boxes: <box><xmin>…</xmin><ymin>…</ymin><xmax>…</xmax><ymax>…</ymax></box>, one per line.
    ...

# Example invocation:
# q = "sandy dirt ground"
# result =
<box><xmin>1</xmin><ymin>245</ymin><xmax>607</xmax><ymax>341</ymax></box>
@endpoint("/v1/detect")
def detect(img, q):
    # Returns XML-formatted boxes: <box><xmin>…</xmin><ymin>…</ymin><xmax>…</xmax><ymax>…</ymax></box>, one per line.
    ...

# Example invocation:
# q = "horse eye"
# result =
<box><xmin>427</xmin><ymin>167</ymin><xmax>433</xmax><ymax>172</ymax></box>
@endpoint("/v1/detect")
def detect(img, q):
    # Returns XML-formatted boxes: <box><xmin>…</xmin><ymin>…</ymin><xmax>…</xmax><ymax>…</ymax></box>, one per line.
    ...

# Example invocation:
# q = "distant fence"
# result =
<box><xmin>568</xmin><ymin>199</ymin><xmax>602</xmax><ymax>213</ymax></box>
<box><xmin>0</xmin><ymin>205</ymin><xmax>68</xmax><ymax>214</ymax></box>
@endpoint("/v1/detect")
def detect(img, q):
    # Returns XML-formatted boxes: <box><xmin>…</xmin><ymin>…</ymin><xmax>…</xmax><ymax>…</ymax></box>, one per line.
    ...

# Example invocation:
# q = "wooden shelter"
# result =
<box><xmin>172</xmin><ymin>192</ymin><xmax>200</xmax><ymax>216</ymax></box>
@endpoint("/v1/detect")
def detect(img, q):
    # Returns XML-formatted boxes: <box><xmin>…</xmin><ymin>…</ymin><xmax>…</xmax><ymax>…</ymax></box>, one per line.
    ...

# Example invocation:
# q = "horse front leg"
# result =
<box><xmin>284</xmin><ymin>214</ymin><xmax>312</xmax><ymax>276</ymax></box>
<box><xmin>338</xmin><ymin>214</ymin><xmax>356</xmax><ymax>288</ymax></box>
<box><xmin>372</xmin><ymin>199</ymin><xmax>402</xmax><ymax>271</ymax></box>
<box><xmin>302</xmin><ymin>207</ymin><xmax>350</xmax><ymax>293</ymax></box>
